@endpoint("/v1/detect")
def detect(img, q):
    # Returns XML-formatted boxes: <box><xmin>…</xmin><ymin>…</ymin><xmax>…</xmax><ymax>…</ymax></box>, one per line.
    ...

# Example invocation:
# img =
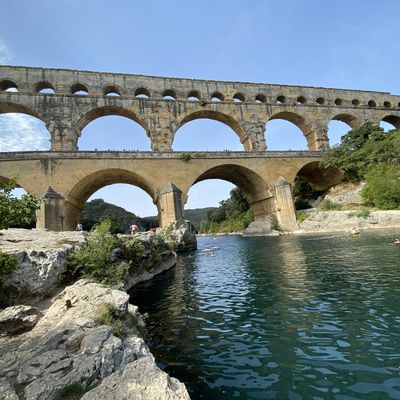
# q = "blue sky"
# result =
<box><xmin>0</xmin><ymin>1</ymin><xmax>398</xmax><ymax>217</ymax></box>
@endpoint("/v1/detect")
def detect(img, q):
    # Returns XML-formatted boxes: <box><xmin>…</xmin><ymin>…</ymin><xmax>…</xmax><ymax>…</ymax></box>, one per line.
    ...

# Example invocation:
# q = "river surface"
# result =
<box><xmin>130</xmin><ymin>231</ymin><xmax>400</xmax><ymax>400</ymax></box>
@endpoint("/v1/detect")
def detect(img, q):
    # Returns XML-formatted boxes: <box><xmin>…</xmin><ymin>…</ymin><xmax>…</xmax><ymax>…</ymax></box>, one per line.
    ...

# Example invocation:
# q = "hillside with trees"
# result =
<box><xmin>321</xmin><ymin>122</ymin><xmax>400</xmax><ymax>209</ymax></box>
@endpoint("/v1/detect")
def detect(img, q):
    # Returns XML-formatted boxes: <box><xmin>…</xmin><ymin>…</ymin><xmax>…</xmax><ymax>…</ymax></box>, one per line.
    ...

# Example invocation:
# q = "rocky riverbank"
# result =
<box><xmin>0</xmin><ymin>225</ymin><xmax>196</xmax><ymax>399</ymax></box>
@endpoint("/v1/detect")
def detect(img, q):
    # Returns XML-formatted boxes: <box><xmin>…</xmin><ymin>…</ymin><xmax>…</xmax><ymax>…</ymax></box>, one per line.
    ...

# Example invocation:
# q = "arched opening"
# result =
<box><xmin>103</xmin><ymin>86</ymin><xmax>121</xmax><ymax>97</ymax></box>
<box><xmin>82</xmin><ymin>184</ymin><xmax>159</xmax><ymax>233</ymax></box>
<box><xmin>78</xmin><ymin>115</ymin><xmax>151</xmax><ymax>151</ymax></box>
<box><xmin>71</xmin><ymin>83</ymin><xmax>89</xmax><ymax>95</ymax></box>
<box><xmin>0</xmin><ymin>105</ymin><xmax>51</xmax><ymax>151</ymax></box>
<box><xmin>293</xmin><ymin>162</ymin><xmax>343</xmax><ymax>211</ymax></box>
<box><xmin>134</xmin><ymin>87</ymin><xmax>150</xmax><ymax>99</ymax></box>
<box><xmin>76</xmin><ymin>106</ymin><xmax>151</xmax><ymax>151</ymax></box>
<box><xmin>380</xmin><ymin>115</ymin><xmax>400</xmax><ymax>131</ymax></box>
<box><xmin>185</xmin><ymin>164</ymin><xmax>272</xmax><ymax>233</ymax></box>
<box><xmin>162</xmin><ymin>89</ymin><xmax>176</xmax><ymax>100</ymax></box>
<box><xmin>328</xmin><ymin>115</ymin><xmax>355</xmax><ymax>146</ymax></box>
<box><xmin>173</xmin><ymin>111</ymin><xmax>247</xmax><ymax>151</ymax></box>
<box><xmin>233</xmin><ymin>92</ymin><xmax>245</xmax><ymax>103</ymax></box>
<box><xmin>316</xmin><ymin>97</ymin><xmax>325</xmax><ymax>105</ymax></box>
<box><xmin>67</xmin><ymin>169</ymin><xmax>157</xmax><ymax>231</ymax></box>
<box><xmin>255</xmin><ymin>94</ymin><xmax>267</xmax><ymax>104</ymax></box>
<box><xmin>211</xmin><ymin>92</ymin><xmax>224</xmax><ymax>102</ymax></box>
<box><xmin>276</xmin><ymin>95</ymin><xmax>286</xmax><ymax>104</ymax></box>
<box><xmin>265</xmin><ymin>112</ymin><xmax>311</xmax><ymax>150</ymax></box>
<box><xmin>36</xmin><ymin>82</ymin><xmax>55</xmax><ymax>94</ymax></box>
<box><xmin>0</xmin><ymin>80</ymin><xmax>18</xmax><ymax>92</ymax></box>
<box><xmin>187</xmin><ymin>90</ymin><xmax>200</xmax><ymax>101</ymax></box>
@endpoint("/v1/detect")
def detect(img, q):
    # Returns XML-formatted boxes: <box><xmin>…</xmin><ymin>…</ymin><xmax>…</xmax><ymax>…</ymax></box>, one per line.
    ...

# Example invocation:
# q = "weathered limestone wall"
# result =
<box><xmin>1</xmin><ymin>65</ymin><xmax>400</xmax><ymax>152</ymax></box>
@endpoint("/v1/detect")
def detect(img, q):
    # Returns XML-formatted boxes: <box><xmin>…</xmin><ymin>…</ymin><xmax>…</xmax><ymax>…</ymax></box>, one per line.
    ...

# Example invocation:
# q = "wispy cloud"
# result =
<box><xmin>0</xmin><ymin>38</ymin><xmax>13</xmax><ymax>65</ymax></box>
<box><xmin>0</xmin><ymin>114</ymin><xmax>50</xmax><ymax>151</ymax></box>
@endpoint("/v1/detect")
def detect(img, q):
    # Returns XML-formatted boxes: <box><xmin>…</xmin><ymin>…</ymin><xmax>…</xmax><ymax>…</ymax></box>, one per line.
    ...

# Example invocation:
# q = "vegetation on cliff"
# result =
<box><xmin>0</xmin><ymin>178</ymin><xmax>41</xmax><ymax>230</ymax></box>
<box><xmin>199</xmin><ymin>188</ymin><xmax>254</xmax><ymax>234</ymax></box>
<box><xmin>321</xmin><ymin>122</ymin><xmax>400</xmax><ymax>209</ymax></box>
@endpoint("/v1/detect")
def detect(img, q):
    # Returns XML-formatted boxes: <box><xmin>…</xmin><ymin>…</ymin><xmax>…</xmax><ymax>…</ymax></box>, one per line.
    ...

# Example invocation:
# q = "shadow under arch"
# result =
<box><xmin>75</xmin><ymin>105</ymin><xmax>151</xmax><ymax>141</ymax></box>
<box><xmin>294</xmin><ymin>161</ymin><xmax>343</xmax><ymax>191</ymax></box>
<box><xmin>175</xmin><ymin>110</ymin><xmax>250</xmax><ymax>150</ymax></box>
<box><xmin>330</xmin><ymin>113</ymin><xmax>360</xmax><ymax>129</ymax></box>
<box><xmin>268</xmin><ymin>111</ymin><xmax>315</xmax><ymax>144</ymax></box>
<box><xmin>65</xmin><ymin>168</ymin><xmax>157</xmax><ymax>230</ymax></box>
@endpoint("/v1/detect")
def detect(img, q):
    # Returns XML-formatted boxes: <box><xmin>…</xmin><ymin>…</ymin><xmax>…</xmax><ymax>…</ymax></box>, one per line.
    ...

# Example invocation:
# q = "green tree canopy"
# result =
<box><xmin>322</xmin><ymin>122</ymin><xmax>400</xmax><ymax>181</ymax></box>
<box><xmin>0</xmin><ymin>178</ymin><xmax>41</xmax><ymax>230</ymax></box>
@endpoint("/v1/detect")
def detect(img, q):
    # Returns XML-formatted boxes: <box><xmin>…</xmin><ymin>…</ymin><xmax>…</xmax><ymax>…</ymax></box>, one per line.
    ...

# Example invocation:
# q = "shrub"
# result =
<box><xmin>296</xmin><ymin>211</ymin><xmax>309</xmax><ymax>223</ymax></box>
<box><xmin>63</xmin><ymin>219</ymin><xmax>119</xmax><ymax>284</ymax></box>
<box><xmin>0</xmin><ymin>252</ymin><xmax>17</xmax><ymax>276</ymax></box>
<box><xmin>319</xmin><ymin>199</ymin><xmax>342</xmax><ymax>211</ymax></box>
<box><xmin>178</xmin><ymin>152</ymin><xmax>191</xmax><ymax>161</ymax></box>
<box><xmin>361</xmin><ymin>164</ymin><xmax>400</xmax><ymax>209</ymax></box>
<box><xmin>356</xmin><ymin>207</ymin><xmax>371</xmax><ymax>219</ymax></box>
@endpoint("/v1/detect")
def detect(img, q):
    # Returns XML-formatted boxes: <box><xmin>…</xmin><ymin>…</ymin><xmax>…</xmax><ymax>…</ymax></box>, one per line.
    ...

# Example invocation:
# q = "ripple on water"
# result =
<box><xmin>130</xmin><ymin>231</ymin><xmax>400</xmax><ymax>400</ymax></box>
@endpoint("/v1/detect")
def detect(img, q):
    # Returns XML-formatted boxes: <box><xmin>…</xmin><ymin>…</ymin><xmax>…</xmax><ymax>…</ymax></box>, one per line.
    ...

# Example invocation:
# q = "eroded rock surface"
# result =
<box><xmin>0</xmin><ymin>305</ymin><xmax>42</xmax><ymax>336</ymax></box>
<box><xmin>159</xmin><ymin>221</ymin><xmax>197</xmax><ymax>252</ymax></box>
<box><xmin>0</xmin><ymin>229</ymin><xmax>86</xmax><ymax>305</ymax></box>
<box><xmin>0</xmin><ymin>280</ymin><xmax>189</xmax><ymax>400</ymax></box>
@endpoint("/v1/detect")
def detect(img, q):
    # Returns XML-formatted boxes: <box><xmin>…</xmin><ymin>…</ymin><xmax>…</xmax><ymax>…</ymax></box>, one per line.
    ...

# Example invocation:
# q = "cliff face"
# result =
<box><xmin>0</xmin><ymin>280</ymin><xmax>190</xmax><ymax>400</ymax></box>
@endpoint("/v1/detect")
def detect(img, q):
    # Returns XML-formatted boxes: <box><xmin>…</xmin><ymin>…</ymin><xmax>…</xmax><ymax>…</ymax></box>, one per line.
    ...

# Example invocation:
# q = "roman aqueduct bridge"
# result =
<box><xmin>1</xmin><ymin>65</ymin><xmax>399</xmax><ymax>231</ymax></box>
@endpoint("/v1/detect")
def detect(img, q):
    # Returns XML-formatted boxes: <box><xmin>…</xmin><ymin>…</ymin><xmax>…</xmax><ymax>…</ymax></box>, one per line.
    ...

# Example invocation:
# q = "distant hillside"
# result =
<box><xmin>81</xmin><ymin>199</ymin><xmax>143</xmax><ymax>234</ymax></box>
<box><xmin>81</xmin><ymin>199</ymin><xmax>216</xmax><ymax>233</ymax></box>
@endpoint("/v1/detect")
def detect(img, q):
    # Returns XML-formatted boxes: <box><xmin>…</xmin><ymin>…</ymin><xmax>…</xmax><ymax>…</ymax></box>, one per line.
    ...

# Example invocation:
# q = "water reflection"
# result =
<box><xmin>130</xmin><ymin>230</ymin><xmax>400</xmax><ymax>399</ymax></box>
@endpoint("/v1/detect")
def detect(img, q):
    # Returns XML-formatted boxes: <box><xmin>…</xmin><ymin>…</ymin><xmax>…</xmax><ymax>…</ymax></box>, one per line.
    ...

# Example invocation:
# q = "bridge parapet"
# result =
<box><xmin>1</xmin><ymin>66</ymin><xmax>400</xmax><ymax>153</ymax></box>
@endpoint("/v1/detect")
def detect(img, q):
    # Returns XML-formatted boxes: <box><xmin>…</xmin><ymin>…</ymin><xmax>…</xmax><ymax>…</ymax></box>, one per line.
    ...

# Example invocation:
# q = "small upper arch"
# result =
<box><xmin>103</xmin><ymin>85</ymin><xmax>121</xmax><ymax>97</ymax></box>
<box><xmin>71</xmin><ymin>83</ymin><xmax>89</xmax><ymax>95</ymax></box>
<box><xmin>255</xmin><ymin>94</ymin><xmax>267</xmax><ymax>103</ymax></box>
<box><xmin>0</xmin><ymin>80</ymin><xmax>18</xmax><ymax>92</ymax></box>
<box><xmin>233</xmin><ymin>92</ymin><xmax>245</xmax><ymax>103</ymax></box>
<box><xmin>211</xmin><ymin>91</ymin><xmax>224</xmax><ymax>102</ymax></box>
<box><xmin>135</xmin><ymin>87</ymin><xmax>151</xmax><ymax>99</ymax></box>
<box><xmin>162</xmin><ymin>89</ymin><xmax>177</xmax><ymax>100</ymax></box>
<box><xmin>36</xmin><ymin>81</ymin><xmax>55</xmax><ymax>94</ymax></box>
<box><xmin>187</xmin><ymin>90</ymin><xmax>201</xmax><ymax>101</ymax></box>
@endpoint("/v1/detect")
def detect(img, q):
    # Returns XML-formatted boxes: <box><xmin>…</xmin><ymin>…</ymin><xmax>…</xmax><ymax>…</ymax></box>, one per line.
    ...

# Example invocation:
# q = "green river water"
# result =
<box><xmin>130</xmin><ymin>230</ymin><xmax>400</xmax><ymax>400</ymax></box>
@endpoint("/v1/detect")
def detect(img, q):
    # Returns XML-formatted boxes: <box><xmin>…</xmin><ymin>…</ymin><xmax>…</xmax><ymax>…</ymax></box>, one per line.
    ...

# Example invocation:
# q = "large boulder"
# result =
<box><xmin>0</xmin><ymin>229</ymin><xmax>86</xmax><ymax>306</ymax></box>
<box><xmin>0</xmin><ymin>280</ymin><xmax>189</xmax><ymax>400</ymax></box>
<box><xmin>158</xmin><ymin>220</ymin><xmax>197</xmax><ymax>252</ymax></box>
<box><xmin>0</xmin><ymin>305</ymin><xmax>42</xmax><ymax>336</ymax></box>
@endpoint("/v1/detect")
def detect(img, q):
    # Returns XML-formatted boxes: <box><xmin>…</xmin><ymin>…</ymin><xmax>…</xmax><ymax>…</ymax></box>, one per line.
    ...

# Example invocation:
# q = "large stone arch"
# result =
<box><xmin>330</xmin><ymin>113</ymin><xmax>362</xmax><ymax>129</ymax></box>
<box><xmin>64</xmin><ymin>168</ymin><xmax>156</xmax><ymax>230</ymax></box>
<box><xmin>175</xmin><ymin>110</ymin><xmax>251</xmax><ymax>150</ymax></box>
<box><xmin>186</xmin><ymin>164</ymin><xmax>275</xmax><ymax>223</ymax></box>
<box><xmin>74</xmin><ymin>106</ymin><xmax>152</xmax><ymax>149</ymax></box>
<box><xmin>266</xmin><ymin>111</ymin><xmax>316</xmax><ymax>150</ymax></box>
<box><xmin>292</xmin><ymin>161</ymin><xmax>343</xmax><ymax>191</ymax></box>
<box><xmin>0</xmin><ymin>101</ymin><xmax>43</xmax><ymax>119</ymax></box>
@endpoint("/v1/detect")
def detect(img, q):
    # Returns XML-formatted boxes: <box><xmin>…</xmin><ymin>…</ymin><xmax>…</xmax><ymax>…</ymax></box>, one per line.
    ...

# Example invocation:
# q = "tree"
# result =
<box><xmin>321</xmin><ymin>122</ymin><xmax>395</xmax><ymax>181</ymax></box>
<box><xmin>361</xmin><ymin>164</ymin><xmax>400</xmax><ymax>209</ymax></box>
<box><xmin>0</xmin><ymin>178</ymin><xmax>41</xmax><ymax>230</ymax></box>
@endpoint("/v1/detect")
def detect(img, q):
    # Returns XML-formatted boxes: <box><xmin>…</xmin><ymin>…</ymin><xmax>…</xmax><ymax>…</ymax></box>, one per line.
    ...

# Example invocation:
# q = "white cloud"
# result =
<box><xmin>0</xmin><ymin>38</ymin><xmax>13</xmax><ymax>65</ymax></box>
<box><xmin>0</xmin><ymin>114</ymin><xmax>50</xmax><ymax>151</ymax></box>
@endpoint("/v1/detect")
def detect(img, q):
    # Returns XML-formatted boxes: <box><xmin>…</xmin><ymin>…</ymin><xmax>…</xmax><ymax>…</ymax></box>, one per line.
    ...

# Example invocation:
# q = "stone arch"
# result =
<box><xmin>65</xmin><ymin>168</ymin><xmax>156</xmax><ymax>230</ymax></box>
<box><xmin>266</xmin><ymin>111</ymin><xmax>315</xmax><ymax>150</ymax></box>
<box><xmin>35</xmin><ymin>81</ymin><xmax>56</xmax><ymax>94</ymax></box>
<box><xmin>381</xmin><ymin>114</ymin><xmax>400</xmax><ymax>129</ymax></box>
<box><xmin>75</xmin><ymin>105</ymin><xmax>152</xmax><ymax>143</ymax></box>
<box><xmin>0</xmin><ymin>101</ymin><xmax>42</xmax><ymax>118</ymax></box>
<box><xmin>175</xmin><ymin>110</ymin><xmax>249</xmax><ymax>150</ymax></box>
<box><xmin>330</xmin><ymin>113</ymin><xmax>361</xmax><ymax>129</ymax></box>
<box><xmin>292</xmin><ymin>161</ymin><xmax>343</xmax><ymax>191</ymax></box>
<box><xmin>0</xmin><ymin>80</ymin><xmax>18</xmax><ymax>92</ymax></box>
<box><xmin>186</xmin><ymin>164</ymin><xmax>274</xmax><ymax>222</ymax></box>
